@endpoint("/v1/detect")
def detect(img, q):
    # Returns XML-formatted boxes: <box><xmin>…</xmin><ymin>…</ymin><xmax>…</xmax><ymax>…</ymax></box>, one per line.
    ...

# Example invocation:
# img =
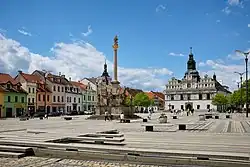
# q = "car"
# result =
<box><xmin>66</xmin><ymin>110</ymin><xmax>78</xmax><ymax>116</ymax></box>
<box><xmin>34</xmin><ymin>111</ymin><xmax>45</xmax><ymax>118</ymax></box>
<box><xmin>48</xmin><ymin>111</ymin><xmax>62</xmax><ymax>117</ymax></box>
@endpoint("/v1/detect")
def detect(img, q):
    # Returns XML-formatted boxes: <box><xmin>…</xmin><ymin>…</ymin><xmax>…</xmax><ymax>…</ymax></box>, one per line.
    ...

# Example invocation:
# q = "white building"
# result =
<box><xmin>80</xmin><ymin>77</ymin><xmax>98</xmax><ymax>112</ymax></box>
<box><xmin>165</xmin><ymin>48</ymin><xmax>231</xmax><ymax>111</ymax></box>
<box><xmin>33</xmin><ymin>71</ymin><xmax>67</xmax><ymax>113</ymax></box>
<box><xmin>65</xmin><ymin>80</ymin><xmax>82</xmax><ymax>112</ymax></box>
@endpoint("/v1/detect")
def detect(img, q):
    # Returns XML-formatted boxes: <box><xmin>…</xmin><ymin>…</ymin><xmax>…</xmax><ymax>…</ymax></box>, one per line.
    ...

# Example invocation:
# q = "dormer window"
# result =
<box><xmin>7</xmin><ymin>83</ymin><xmax>10</xmax><ymax>89</ymax></box>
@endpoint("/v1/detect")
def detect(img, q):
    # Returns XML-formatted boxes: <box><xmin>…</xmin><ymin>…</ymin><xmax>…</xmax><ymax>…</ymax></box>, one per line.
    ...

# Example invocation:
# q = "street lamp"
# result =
<box><xmin>235</xmin><ymin>50</ymin><xmax>250</xmax><ymax>117</ymax></box>
<box><xmin>234</xmin><ymin>71</ymin><xmax>246</xmax><ymax>110</ymax></box>
<box><xmin>42</xmin><ymin>70</ymin><xmax>50</xmax><ymax>115</ymax></box>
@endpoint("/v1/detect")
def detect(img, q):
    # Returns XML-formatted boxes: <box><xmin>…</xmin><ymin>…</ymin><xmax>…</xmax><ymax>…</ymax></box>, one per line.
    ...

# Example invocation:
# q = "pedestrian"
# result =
<box><xmin>120</xmin><ymin>112</ymin><xmax>124</xmax><ymax>123</ymax></box>
<box><xmin>104</xmin><ymin>111</ymin><xmax>108</xmax><ymax>121</ymax></box>
<box><xmin>148</xmin><ymin>110</ymin><xmax>152</xmax><ymax>120</ymax></box>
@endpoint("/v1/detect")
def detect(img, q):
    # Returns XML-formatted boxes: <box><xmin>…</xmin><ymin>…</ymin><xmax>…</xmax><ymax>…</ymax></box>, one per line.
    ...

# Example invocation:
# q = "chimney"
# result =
<box><xmin>69</xmin><ymin>77</ymin><xmax>71</xmax><ymax>81</ymax></box>
<box><xmin>61</xmin><ymin>75</ymin><xmax>65</xmax><ymax>78</ymax></box>
<box><xmin>18</xmin><ymin>70</ymin><xmax>22</xmax><ymax>74</ymax></box>
<box><xmin>59</xmin><ymin>72</ymin><xmax>61</xmax><ymax>76</ymax></box>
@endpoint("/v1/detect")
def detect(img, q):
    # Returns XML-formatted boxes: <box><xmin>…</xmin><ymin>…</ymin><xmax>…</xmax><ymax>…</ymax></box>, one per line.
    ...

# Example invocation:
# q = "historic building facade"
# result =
<box><xmin>15</xmin><ymin>71</ymin><xmax>40</xmax><ymax>115</ymax></box>
<box><xmin>66</xmin><ymin>81</ymin><xmax>83</xmax><ymax>112</ymax></box>
<box><xmin>36</xmin><ymin>82</ymin><xmax>52</xmax><ymax>112</ymax></box>
<box><xmin>165</xmin><ymin>48</ymin><xmax>231</xmax><ymax>111</ymax></box>
<box><xmin>33</xmin><ymin>71</ymin><xmax>68</xmax><ymax>113</ymax></box>
<box><xmin>0</xmin><ymin>73</ymin><xmax>27</xmax><ymax>117</ymax></box>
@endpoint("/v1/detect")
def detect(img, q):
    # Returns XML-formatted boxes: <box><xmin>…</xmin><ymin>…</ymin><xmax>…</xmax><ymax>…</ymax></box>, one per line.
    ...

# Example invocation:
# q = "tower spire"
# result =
<box><xmin>190</xmin><ymin>47</ymin><xmax>193</xmax><ymax>54</ymax></box>
<box><xmin>101</xmin><ymin>59</ymin><xmax>110</xmax><ymax>77</ymax></box>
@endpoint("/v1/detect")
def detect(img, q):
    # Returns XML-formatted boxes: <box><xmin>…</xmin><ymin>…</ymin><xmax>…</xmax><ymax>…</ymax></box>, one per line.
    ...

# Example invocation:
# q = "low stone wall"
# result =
<box><xmin>96</xmin><ymin>106</ymin><xmax>134</xmax><ymax>117</ymax></box>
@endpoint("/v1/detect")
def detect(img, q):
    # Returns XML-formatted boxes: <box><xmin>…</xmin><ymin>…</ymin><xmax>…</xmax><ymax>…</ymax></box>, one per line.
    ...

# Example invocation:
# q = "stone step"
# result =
<box><xmin>68</xmin><ymin>136</ymin><xmax>125</xmax><ymax>142</ymax></box>
<box><xmin>0</xmin><ymin>151</ymin><xmax>25</xmax><ymax>158</ymax></box>
<box><xmin>0</xmin><ymin>145</ymin><xmax>33</xmax><ymax>153</ymax></box>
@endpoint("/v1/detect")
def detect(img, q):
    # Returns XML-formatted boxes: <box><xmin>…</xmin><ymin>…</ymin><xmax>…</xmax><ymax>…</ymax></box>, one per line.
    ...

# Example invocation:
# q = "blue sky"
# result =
<box><xmin>0</xmin><ymin>0</ymin><xmax>250</xmax><ymax>91</ymax></box>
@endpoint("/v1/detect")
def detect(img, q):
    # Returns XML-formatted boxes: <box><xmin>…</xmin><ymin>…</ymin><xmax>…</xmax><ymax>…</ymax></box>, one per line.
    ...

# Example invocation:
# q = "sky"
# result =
<box><xmin>0</xmin><ymin>0</ymin><xmax>250</xmax><ymax>91</ymax></box>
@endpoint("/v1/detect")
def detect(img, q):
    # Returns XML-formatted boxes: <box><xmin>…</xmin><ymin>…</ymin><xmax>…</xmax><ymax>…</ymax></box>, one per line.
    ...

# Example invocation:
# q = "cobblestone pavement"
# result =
<box><xmin>0</xmin><ymin>157</ymin><xmax>207</xmax><ymax>167</ymax></box>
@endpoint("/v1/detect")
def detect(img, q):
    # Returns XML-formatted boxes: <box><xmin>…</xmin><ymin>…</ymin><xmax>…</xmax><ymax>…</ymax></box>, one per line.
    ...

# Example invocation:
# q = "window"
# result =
<box><xmin>28</xmin><ymin>98</ymin><xmax>30</xmax><ymax>103</ymax></box>
<box><xmin>187</xmin><ymin>94</ymin><xmax>191</xmax><ymax>100</ymax></box>
<box><xmin>92</xmin><ymin>96</ymin><xmax>94</xmax><ymax>101</ymax></box>
<box><xmin>78</xmin><ymin>106</ymin><xmax>80</xmax><ymax>111</ymax></box>
<box><xmin>83</xmin><ymin>95</ymin><xmax>86</xmax><ymax>101</ymax></box>
<box><xmin>61</xmin><ymin>96</ymin><xmax>64</xmax><ymax>102</ymax></box>
<box><xmin>170</xmin><ymin>95</ymin><xmax>174</xmax><ymax>100</ymax></box>
<box><xmin>32</xmin><ymin>98</ymin><xmax>34</xmax><ymax>103</ymax></box>
<box><xmin>8</xmin><ymin>96</ymin><xmax>11</xmax><ymax>102</ymax></box>
<box><xmin>199</xmin><ymin>94</ymin><xmax>202</xmax><ymax>100</ymax></box>
<box><xmin>206</xmin><ymin>94</ymin><xmax>210</xmax><ymax>100</ymax></box>
<box><xmin>53</xmin><ymin>96</ymin><xmax>56</xmax><ymax>102</ymax></box>
<box><xmin>53</xmin><ymin>86</ymin><xmax>56</xmax><ymax>91</ymax></box>
<box><xmin>172</xmin><ymin>105</ymin><xmax>174</xmax><ymax>109</ymax></box>
<box><xmin>29</xmin><ymin>87</ymin><xmax>31</xmax><ymax>93</ymax></box>
<box><xmin>15</xmin><ymin>96</ymin><xmax>18</xmax><ymax>102</ymax></box>
<box><xmin>180</xmin><ymin>94</ymin><xmax>183</xmax><ymax>100</ymax></box>
<box><xmin>67</xmin><ymin>97</ymin><xmax>69</xmax><ymax>102</ymax></box>
<box><xmin>181</xmin><ymin>105</ymin><xmax>184</xmax><ymax>110</ymax></box>
<box><xmin>58</xmin><ymin>86</ymin><xmax>60</xmax><ymax>92</ymax></box>
<box><xmin>21</xmin><ymin>97</ymin><xmax>24</xmax><ymax>103</ymax></box>
<box><xmin>7</xmin><ymin>84</ymin><xmax>10</xmax><ymax>89</ymax></box>
<box><xmin>78</xmin><ymin>98</ymin><xmax>80</xmax><ymax>103</ymax></box>
<box><xmin>88</xmin><ymin>96</ymin><xmax>91</xmax><ymax>101</ymax></box>
<box><xmin>74</xmin><ymin>97</ymin><xmax>76</xmax><ymax>103</ymax></box>
<box><xmin>57</xmin><ymin>96</ymin><xmax>60</xmax><ymax>102</ymax></box>
<box><xmin>47</xmin><ymin>95</ymin><xmax>49</xmax><ymax>102</ymax></box>
<box><xmin>207</xmin><ymin>104</ymin><xmax>210</xmax><ymax>109</ymax></box>
<box><xmin>70</xmin><ymin>97</ymin><xmax>71</xmax><ymax>102</ymax></box>
<box><xmin>197</xmin><ymin>105</ymin><xmax>200</xmax><ymax>109</ymax></box>
<box><xmin>38</xmin><ymin>94</ymin><xmax>41</xmax><ymax>101</ymax></box>
<box><xmin>32</xmin><ymin>88</ymin><xmax>35</xmax><ymax>93</ymax></box>
<box><xmin>43</xmin><ymin>95</ymin><xmax>45</xmax><ymax>101</ymax></box>
<box><xmin>61</xmin><ymin>87</ymin><xmax>64</xmax><ymax>92</ymax></box>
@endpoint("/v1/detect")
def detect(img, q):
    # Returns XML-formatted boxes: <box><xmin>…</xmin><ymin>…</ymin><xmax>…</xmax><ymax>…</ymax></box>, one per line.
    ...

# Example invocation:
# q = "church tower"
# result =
<box><xmin>184</xmin><ymin>47</ymin><xmax>200</xmax><ymax>82</ymax></box>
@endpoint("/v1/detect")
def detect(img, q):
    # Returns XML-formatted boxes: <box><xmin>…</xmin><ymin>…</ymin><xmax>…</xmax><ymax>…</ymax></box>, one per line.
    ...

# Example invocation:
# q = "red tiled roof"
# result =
<box><xmin>145</xmin><ymin>92</ymin><xmax>155</xmax><ymax>100</ymax></box>
<box><xmin>151</xmin><ymin>91</ymin><xmax>165</xmax><ymax>100</ymax></box>
<box><xmin>70</xmin><ymin>81</ymin><xmax>87</xmax><ymax>90</ymax></box>
<box><xmin>0</xmin><ymin>73</ymin><xmax>16</xmax><ymax>84</ymax></box>
<box><xmin>21</xmin><ymin>72</ymin><xmax>41</xmax><ymax>83</ymax></box>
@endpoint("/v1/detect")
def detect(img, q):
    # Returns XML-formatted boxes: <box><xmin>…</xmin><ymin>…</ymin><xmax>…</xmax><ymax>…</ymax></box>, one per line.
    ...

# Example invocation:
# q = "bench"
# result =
<box><xmin>39</xmin><ymin>117</ymin><xmax>43</xmax><ymax>120</ymax></box>
<box><xmin>226</xmin><ymin>115</ymin><xmax>231</xmax><ymax>118</ymax></box>
<box><xmin>143</xmin><ymin>119</ymin><xmax>148</xmax><ymax>122</ymax></box>
<box><xmin>172</xmin><ymin>115</ymin><xmax>177</xmax><ymax>119</ymax></box>
<box><xmin>142</xmin><ymin>124</ymin><xmax>174</xmax><ymax>132</ymax></box>
<box><xmin>64</xmin><ymin>117</ymin><xmax>72</xmax><ymax>120</ymax></box>
<box><xmin>177</xmin><ymin>123</ymin><xmax>205</xmax><ymax>130</ymax></box>
<box><xmin>205</xmin><ymin>114</ymin><xmax>213</xmax><ymax>119</ymax></box>
<box><xmin>198</xmin><ymin>114</ymin><xmax>205</xmax><ymax>121</ymax></box>
<box><xmin>215</xmin><ymin>115</ymin><xmax>219</xmax><ymax>119</ymax></box>
<box><xmin>125</xmin><ymin>119</ymin><xmax>130</xmax><ymax>123</ymax></box>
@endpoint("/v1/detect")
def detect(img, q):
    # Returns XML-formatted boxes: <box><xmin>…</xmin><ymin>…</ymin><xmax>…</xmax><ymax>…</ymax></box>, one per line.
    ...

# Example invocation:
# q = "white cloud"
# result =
<box><xmin>227</xmin><ymin>0</ymin><xmax>243</xmax><ymax>7</ymax></box>
<box><xmin>0</xmin><ymin>33</ymin><xmax>173</xmax><ymax>91</ymax></box>
<box><xmin>169</xmin><ymin>52</ymin><xmax>185</xmax><ymax>57</ymax></box>
<box><xmin>227</xmin><ymin>48</ymin><xmax>250</xmax><ymax>60</ymax></box>
<box><xmin>198</xmin><ymin>59</ymin><xmax>246</xmax><ymax>91</ymax></box>
<box><xmin>156</xmin><ymin>4</ymin><xmax>166</xmax><ymax>12</ymax></box>
<box><xmin>248</xmin><ymin>24</ymin><xmax>250</xmax><ymax>28</ymax></box>
<box><xmin>18</xmin><ymin>28</ymin><xmax>32</xmax><ymax>36</ymax></box>
<box><xmin>216</xmin><ymin>20</ymin><xmax>221</xmax><ymax>23</ymax></box>
<box><xmin>222</xmin><ymin>6</ymin><xmax>231</xmax><ymax>15</ymax></box>
<box><xmin>82</xmin><ymin>25</ymin><xmax>93</xmax><ymax>37</ymax></box>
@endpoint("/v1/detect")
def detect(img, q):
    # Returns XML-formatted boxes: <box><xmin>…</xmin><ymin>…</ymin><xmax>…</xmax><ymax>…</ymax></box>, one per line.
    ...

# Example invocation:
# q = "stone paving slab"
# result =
<box><xmin>0</xmin><ymin>157</ymin><xmax>207</xmax><ymax>167</ymax></box>
<box><xmin>0</xmin><ymin>112</ymin><xmax>250</xmax><ymax>157</ymax></box>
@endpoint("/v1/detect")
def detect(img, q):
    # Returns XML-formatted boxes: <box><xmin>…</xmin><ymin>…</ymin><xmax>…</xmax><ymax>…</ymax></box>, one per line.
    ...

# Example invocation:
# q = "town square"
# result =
<box><xmin>1</xmin><ymin>0</ymin><xmax>250</xmax><ymax>166</ymax></box>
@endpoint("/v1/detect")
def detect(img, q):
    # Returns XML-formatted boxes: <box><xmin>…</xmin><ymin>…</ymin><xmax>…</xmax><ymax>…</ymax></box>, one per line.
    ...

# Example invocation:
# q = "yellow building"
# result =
<box><xmin>0</xmin><ymin>87</ymin><xmax>4</xmax><ymax>118</ymax></box>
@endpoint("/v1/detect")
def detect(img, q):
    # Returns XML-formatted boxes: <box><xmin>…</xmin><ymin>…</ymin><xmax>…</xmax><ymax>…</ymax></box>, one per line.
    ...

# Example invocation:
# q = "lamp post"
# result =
<box><xmin>234</xmin><ymin>71</ymin><xmax>245</xmax><ymax>111</ymax></box>
<box><xmin>42</xmin><ymin>70</ymin><xmax>49</xmax><ymax>116</ymax></box>
<box><xmin>235</xmin><ymin>50</ymin><xmax>250</xmax><ymax>117</ymax></box>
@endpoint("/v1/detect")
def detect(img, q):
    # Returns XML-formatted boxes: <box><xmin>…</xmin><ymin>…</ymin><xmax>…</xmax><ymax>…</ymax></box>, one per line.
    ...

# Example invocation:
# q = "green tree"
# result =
<box><xmin>124</xmin><ymin>96</ymin><xmax>134</xmax><ymax>106</ymax></box>
<box><xmin>134</xmin><ymin>92</ymin><xmax>151</xmax><ymax>107</ymax></box>
<box><xmin>212</xmin><ymin>93</ymin><xmax>229</xmax><ymax>112</ymax></box>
